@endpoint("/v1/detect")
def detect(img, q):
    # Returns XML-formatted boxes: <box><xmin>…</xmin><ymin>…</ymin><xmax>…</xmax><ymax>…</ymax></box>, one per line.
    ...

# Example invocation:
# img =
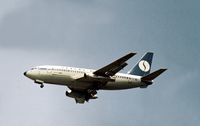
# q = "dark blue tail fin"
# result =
<box><xmin>128</xmin><ymin>52</ymin><xmax>153</xmax><ymax>76</ymax></box>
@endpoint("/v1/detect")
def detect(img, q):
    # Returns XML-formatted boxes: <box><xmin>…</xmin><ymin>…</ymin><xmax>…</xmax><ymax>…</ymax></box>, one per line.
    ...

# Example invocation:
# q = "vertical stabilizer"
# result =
<box><xmin>128</xmin><ymin>52</ymin><xmax>153</xmax><ymax>76</ymax></box>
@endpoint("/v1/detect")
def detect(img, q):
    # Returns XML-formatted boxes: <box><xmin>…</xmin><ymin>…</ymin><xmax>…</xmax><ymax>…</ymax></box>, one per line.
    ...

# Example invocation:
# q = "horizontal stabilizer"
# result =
<box><xmin>141</xmin><ymin>69</ymin><xmax>167</xmax><ymax>81</ymax></box>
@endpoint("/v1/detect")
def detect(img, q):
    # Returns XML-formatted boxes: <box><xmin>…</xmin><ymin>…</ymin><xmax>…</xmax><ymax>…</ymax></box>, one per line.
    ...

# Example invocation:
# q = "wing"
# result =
<box><xmin>93</xmin><ymin>52</ymin><xmax>136</xmax><ymax>77</ymax></box>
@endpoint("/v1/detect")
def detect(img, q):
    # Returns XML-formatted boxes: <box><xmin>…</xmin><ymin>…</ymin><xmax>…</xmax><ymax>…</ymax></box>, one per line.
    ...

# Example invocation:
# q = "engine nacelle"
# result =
<box><xmin>65</xmin><ymin>90</ymin><xmax>85</xmax><ymax>98</ymax></box>
<box><xmin>65</xmin><ymin>90</ymin><xmax>98</xmax><ymax>100</ymax></box>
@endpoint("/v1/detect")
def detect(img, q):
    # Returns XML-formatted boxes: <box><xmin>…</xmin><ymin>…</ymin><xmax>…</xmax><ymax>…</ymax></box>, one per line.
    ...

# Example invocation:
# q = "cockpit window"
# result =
<box><xmin>31</xmin><ymin>68</ymin><xmax>36</xmax><ymax>70</ymax></box>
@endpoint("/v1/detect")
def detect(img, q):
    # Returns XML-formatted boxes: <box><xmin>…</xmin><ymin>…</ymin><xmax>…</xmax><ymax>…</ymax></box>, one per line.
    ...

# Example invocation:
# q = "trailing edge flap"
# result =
<box><xmin>141</xmin><ymin>69</ymin><xmax>167</xmax><ymax>81</ymax></box>
<box><xmin>93</xmin><ymin>52</ymin><xmax>136</xmax><ymax>77</ymax></box>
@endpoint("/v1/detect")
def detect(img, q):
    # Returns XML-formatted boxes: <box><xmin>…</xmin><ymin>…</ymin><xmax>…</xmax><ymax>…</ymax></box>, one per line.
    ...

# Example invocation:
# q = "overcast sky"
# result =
<box><xmin>0</xmin><ymin>0</ymin><xmax>200</xmax><ymax>126</ymax></box>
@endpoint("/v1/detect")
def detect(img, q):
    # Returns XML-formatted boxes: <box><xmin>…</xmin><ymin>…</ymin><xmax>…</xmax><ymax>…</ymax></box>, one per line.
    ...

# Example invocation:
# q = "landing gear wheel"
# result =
<box><xmin>40</xmin><ymin>84</ymin><xmax>44</xmax><ymax>88</ymax></box>
<box><xmin>65</xmin><ymin>91</ymin><xmax>69</xmax><ymax>96</ymax></box>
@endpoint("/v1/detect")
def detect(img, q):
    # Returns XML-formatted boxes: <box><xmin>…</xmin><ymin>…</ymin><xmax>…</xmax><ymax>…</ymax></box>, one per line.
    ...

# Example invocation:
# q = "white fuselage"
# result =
<box><xmin>25</xmin><ymin>65</ymin><xmax>146</xmax><ymax>90</ymax></box>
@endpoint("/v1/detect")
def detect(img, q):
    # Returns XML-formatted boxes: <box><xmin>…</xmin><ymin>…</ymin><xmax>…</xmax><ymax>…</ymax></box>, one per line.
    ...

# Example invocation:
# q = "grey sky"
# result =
<box><xmin>0</xmin><ymin>0</ymin><xmax>200</xmax><ymax>126</ymax></box>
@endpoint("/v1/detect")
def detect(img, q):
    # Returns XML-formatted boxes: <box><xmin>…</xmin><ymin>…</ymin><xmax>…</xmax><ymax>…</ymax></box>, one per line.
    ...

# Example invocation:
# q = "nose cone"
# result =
<box><xmin>23</xmin><ymin>70</ymin><xmax>38</xmax><ymax>80</ymax></box>
<box><xmin>24</xmin><ymin>71</ymin><xmax>27</xmax><ymax>76</ymax></box>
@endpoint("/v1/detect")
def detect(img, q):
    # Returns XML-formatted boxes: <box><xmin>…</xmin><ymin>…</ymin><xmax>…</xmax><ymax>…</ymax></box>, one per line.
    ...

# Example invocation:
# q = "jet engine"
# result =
<box><xmin>65</xmin><ymin>90</ymin><xmax>98</xmax><ymax>102</ymax></box>
<box><xmin>65</xmin><ymin>90</ymin><xmax>85</xmax><ymax>99</ymax></box>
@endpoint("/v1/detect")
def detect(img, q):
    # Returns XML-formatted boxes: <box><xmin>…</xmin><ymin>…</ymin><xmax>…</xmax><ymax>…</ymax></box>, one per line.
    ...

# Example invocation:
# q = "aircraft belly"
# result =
<box><xmin>40</xmin><ymin>74</ymin><xmax>72</xmax><ymax>85</ymax></box>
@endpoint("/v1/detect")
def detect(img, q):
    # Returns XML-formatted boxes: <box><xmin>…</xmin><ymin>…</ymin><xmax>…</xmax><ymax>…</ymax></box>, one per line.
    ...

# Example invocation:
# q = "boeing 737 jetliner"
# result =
<box><xmin>24</xmin><ymin>52</ymin><xmax>167</xmax><ymax>104</ymax></box>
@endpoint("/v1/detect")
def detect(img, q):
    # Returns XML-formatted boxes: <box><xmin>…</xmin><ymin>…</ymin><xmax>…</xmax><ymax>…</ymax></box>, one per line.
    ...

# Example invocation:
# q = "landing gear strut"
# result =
<box><xmin>34</xmin><ymin>80</ymin><xmax>44</xmax><ymax>88</ymax></box>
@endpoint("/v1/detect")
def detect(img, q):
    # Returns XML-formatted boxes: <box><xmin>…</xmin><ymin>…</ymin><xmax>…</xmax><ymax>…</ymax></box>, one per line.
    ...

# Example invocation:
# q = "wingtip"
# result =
<box><xmin>129</xmin><ymin>52</ymin><xmax>137</xmax><ymax>56</ymax></box>
<box><xmin>143</xmin><ymin>51</ymin><xmax>153</xmax><ymax>54</ymax></box>
<box><xmin>161</xmin><ymin>68</ymin><xmax>168</xmax><ymax>71</ymax></box>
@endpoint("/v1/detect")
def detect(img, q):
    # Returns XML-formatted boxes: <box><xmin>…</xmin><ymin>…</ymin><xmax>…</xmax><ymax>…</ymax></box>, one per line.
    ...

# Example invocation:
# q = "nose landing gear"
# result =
<box><xmin>34</xmin><ymin>79</ymin><xmax>44</xmax><ymax>88</ymax></box>
<box><xmin>40</xmin><ymin>84</ymin><xmax>44</xmax><ymax>88</ymax></box>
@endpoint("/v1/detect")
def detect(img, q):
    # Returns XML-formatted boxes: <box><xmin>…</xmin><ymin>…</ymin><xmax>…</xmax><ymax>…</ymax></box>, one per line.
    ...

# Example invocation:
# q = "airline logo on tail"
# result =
<box><xmin>139</xmin><ymin>60</ymin><xmax>150</xmax><ymax>72</ymax></box>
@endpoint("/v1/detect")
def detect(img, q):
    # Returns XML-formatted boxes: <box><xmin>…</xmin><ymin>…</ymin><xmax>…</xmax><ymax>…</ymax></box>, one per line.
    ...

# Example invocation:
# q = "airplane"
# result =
<box><xmin>24</xmin><ymin>52</ymin><xmax>167</xmax><ymax>104</ymax></box>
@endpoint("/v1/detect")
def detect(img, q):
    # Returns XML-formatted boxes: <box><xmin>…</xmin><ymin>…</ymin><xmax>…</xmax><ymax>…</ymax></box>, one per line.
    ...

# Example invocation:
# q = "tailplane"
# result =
<box><xmin>141</xmin><ymin>69</ymin><xmax>167</xmax><ymax>82</ymax></box>
<box><xmin>128</xmin><ymin>52</ymin><xmax>153</xmax><ymax>76</ymax></box>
